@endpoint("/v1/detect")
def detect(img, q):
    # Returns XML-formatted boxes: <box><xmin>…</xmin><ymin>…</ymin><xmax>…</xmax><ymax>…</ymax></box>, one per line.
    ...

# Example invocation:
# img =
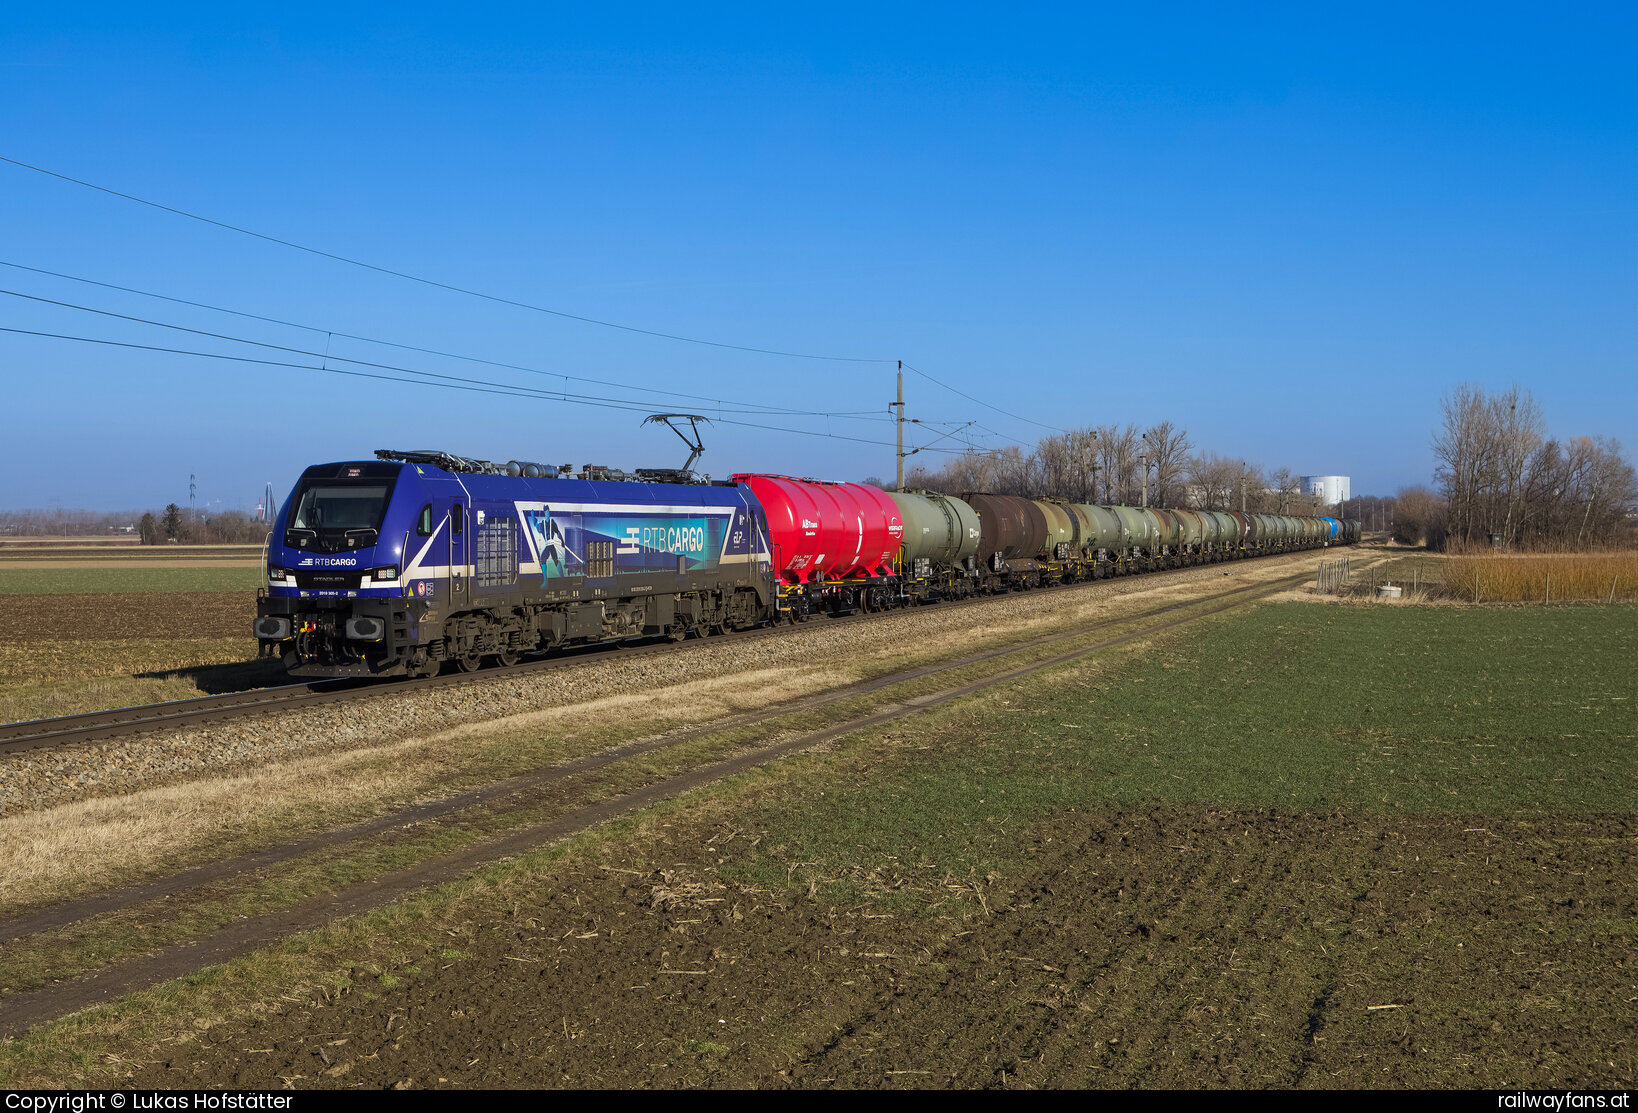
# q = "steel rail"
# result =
<box><xmin>0</xmin><ymin>552</ymin><xmax>1327</xmax><ymax>755</ymax></box>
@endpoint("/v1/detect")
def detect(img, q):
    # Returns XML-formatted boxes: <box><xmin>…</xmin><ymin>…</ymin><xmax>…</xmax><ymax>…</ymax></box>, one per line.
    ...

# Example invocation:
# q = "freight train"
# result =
<box><xmin>254</xmin><ymin>449</ymin><xmax>1360</xmax><ymax>678</ymax></box>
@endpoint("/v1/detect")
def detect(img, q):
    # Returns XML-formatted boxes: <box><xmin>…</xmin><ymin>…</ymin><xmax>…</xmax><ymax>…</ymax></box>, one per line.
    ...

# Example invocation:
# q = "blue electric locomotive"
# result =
<box><xmin>255</xmin><ymin>450</ymin><xmax>775</xmax><ymax>677</ymax></box>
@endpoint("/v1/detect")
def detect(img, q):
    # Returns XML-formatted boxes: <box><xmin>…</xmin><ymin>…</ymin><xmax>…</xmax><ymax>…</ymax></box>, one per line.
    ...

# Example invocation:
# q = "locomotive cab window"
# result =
<box><xmin>416</xmin><ymin>504</ymin><xmax>433</xmax><ymax>537</ymax></box>
<box><xmin>452</xmin><ymin>504</ymin><xmax>464</xmax><ymax>535</ymax></box>
<box><xmin>290</xmin><ymin>485</ymin><xmax>390</xmax><ymax>531</ymax></box>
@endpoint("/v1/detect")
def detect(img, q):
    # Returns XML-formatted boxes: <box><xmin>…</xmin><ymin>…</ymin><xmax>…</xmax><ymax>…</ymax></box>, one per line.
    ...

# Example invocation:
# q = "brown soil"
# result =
<box><xmin>122</xmin><ymin>807</ymin><xmax>1636</xmax><ymax>1090</ymax></box>
<box><xmin>0</xmin><ymin>560</ymin><xmax>260</xmax><ymax>569</ymax></box>
<box><xmin>0</xmin><ymin>593</ymin><xmax>252</xmax><ymax>642</ymax></box>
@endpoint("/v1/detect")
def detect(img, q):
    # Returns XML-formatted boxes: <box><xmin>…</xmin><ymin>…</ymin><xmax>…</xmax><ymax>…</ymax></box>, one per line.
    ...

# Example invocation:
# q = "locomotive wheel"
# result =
<box><xmin>496</xmin><ymin>649</ymin><xmax>520</xmax><ymax>667</ymax></box>
<box><xmin>456</xmin><ymin>650</ymin><xmax>483</xmax><ymax>673</ymax></box>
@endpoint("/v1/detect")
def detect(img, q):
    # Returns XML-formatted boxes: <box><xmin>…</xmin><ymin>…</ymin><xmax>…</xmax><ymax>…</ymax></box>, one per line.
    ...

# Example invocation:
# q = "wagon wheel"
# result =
<box><xmin>496</xmin><ymin>648</ymin><xmax>520</xmax><ymax>667</ymax></box>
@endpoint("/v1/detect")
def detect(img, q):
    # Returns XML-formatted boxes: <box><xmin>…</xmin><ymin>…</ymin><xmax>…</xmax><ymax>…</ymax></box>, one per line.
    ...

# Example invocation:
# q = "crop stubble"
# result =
<box><xmin>1</xmin><ymin>592</ymin><xmax>258</xmax><ymax>718</ymax></box>
<box><xmin>120</xmin><ymin>807</ymin><xmax>1634</xmax><ymax>1089</ymax></box>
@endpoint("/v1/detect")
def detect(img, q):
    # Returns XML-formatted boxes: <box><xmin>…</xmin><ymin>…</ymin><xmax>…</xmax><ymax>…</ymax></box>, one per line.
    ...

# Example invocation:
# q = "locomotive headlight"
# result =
<box><xmin>268</xmin><ymin>567</ymin><xmax>289</xmax><ymax>582</ymax></box>
<box><xmin>372</xmin><ymin>566</ymin><xmax>399</xmax><ymax>581</ymax></box>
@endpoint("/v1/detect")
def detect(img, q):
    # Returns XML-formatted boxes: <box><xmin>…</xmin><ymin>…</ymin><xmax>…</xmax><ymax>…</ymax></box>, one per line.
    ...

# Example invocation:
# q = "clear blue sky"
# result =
<box><xmin>3</xmin><ymin>3</ymin><xmax>1633</xmax><ymax>512</ymax></box>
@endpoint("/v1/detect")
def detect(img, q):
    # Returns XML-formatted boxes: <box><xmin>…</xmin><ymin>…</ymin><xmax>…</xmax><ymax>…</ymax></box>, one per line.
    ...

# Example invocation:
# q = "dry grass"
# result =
<box><xmin>0</xmin><ymin>654</ymin><xmax>278</xmax><ymax>723</ymax></box>
<box><xmin>0</xmin><ymin>666</ymin><xmax>848</xmax><ymax>909</ymax></box>
<box><xmin>1275</xmin><ymin>585</ymin><xmax>1447</xmax><ymax>606</ymax></box>
<box><xmin>1443</xmin><ymin>551</ymin><xmax>1638</xmax><ymax>603</ymax></box>
<box><xmin>0</xmin><ymin>742</ymin><xmax>425</xmax><ymax>909</ymax></box>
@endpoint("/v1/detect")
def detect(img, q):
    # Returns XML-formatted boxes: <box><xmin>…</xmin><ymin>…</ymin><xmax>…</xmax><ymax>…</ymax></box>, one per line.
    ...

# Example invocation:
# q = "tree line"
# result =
<box><xmin>1433</xmin><ymin>384</ymin><xmax>1636</xmax><ymax>549</ymax></box>
<box><xmin>878</xmin><ymin>420</ymin><xmax>1333</xmax><ymax>516</ymax></box>
<box><xmin>0</xmin><ymin>506</ymin><xmax>271</xmax><ymax>544</ymax></box>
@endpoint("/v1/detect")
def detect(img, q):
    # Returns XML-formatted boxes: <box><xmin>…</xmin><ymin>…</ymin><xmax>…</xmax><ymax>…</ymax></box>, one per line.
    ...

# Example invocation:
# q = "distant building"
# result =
<box><xmin>1301</xmin><ymin>475</ymin><xmax>1351</xmax><ymax>505</ymax></box>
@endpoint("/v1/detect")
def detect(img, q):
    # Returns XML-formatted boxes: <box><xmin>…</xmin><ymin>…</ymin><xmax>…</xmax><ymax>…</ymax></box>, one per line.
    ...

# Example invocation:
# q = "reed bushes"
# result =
<box><xmin>1443</xmin><ymin>551</ymin><xmax>1638</xmax><ymax>603</ymax></box>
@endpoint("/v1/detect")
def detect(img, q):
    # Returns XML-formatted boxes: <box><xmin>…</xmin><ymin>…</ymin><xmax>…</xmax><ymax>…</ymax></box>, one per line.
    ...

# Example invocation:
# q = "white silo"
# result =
<box><xmin>1301</xmin><ymin>475</ymin><xmax>1351</xmax><ymax>504</ymax></box>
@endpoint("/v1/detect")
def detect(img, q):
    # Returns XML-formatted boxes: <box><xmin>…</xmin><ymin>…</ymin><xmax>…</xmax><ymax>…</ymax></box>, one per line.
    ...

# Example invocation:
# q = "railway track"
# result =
<box><xmin>0</xmin><ymin>554</ymin><xmax>1329</xmax><ymax>756</ymax></box>
<box><xmin>0</xmin><ymin>565</ymin><xmax>1323</xmax><ymax>1036</ymax></box>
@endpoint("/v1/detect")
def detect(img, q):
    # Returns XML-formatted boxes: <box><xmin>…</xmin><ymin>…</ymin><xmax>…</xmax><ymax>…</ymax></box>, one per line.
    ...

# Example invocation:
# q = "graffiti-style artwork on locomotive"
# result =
<box><xmin>522</xmin><ymin>509</ymin><xmax>574</xmax><ymax>578</ymax></box>
<box><xmin>517</xmin><ymin>502</ymin><xmax>759</xmax><ymax>579</ymax></box>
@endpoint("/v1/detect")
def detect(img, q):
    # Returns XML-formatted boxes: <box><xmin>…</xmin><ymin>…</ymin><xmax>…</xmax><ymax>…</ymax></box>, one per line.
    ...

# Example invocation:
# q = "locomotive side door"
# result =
<box><xmin>448</xmin><ymin>498</ymin><xmax>468</xmax><ymax>607</ymax></box>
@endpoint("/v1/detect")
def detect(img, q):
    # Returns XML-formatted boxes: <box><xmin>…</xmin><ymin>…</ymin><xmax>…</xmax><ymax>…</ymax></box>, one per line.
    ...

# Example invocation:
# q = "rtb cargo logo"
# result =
<box><xmin>618</xmin><ymin>525</ymin><xmax>707</xmax><ymax>556</ymax></box>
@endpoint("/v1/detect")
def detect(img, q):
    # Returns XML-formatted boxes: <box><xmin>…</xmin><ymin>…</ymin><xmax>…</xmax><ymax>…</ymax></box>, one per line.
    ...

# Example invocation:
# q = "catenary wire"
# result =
<box><xmin>0</xmin><ymin>326</ymin><xmax>987</xmax><ymax>456</ymax></box>
<box><xmin>901</xmin><ymin>362</ymin><xmax>1067</xmax><ymax>435</ymax></box>
<box><xmin>0</xmin><ymin>155</ymin><xmax>892</xmax><ymax>364</ymax></box>
<box><xmin>0</xmin><ymin>287</ymin><xmax>924</xmax><ymax>423</ymax></box>
<box><xmin>2</xmin><ymin>157</ymin><xmax>1069</xmax><ymax>438</ymax></box>
<box><xmin>0</xmin><ymin>262</ymin><xmax>898</xmax><ymax>423</ymax></box>
<box><xmin>2</xmin><ymin>160</ymin><xmax>1071</xmax><ymax>436</ymax></box>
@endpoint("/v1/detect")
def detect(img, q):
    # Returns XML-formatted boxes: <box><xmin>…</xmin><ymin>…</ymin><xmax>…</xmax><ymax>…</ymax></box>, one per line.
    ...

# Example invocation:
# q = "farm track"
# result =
<box><xmin>0</xmin><ymin>567</ymin><xmax>1316</xmax><ymax>1038</ymax></box>
<box><xmin>0</xmin><ymin>552</ymin><xmax>1333</xmax><ymax>753</ymax></box>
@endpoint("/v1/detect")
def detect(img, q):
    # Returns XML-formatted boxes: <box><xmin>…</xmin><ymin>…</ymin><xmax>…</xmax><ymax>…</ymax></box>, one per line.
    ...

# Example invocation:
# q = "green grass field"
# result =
<box><xmin>0</xmin><ymin>567</ymin><xmax>263</xmax><ymax>595</ymax></box>
<box><xmin>735</xmin><ymin>601</ymin><xmax>1638</xmax><ymax>893</ymax></box>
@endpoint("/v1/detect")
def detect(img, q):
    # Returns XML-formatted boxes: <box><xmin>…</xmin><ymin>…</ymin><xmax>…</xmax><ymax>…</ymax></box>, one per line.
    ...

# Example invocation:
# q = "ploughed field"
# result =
<box><xmin>0</xmin><ymin>548</ymin><xmax>267</xmax><ymax>723</ymax></box>
<box><xmin>11</xmin><ymin>597</ymin><xmax>1628</xmax><ymax>1089</ymax></box>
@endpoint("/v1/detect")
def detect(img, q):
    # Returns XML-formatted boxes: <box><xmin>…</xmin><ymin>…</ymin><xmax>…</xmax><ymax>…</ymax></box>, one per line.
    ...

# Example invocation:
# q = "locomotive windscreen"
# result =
<box><xmin>290</xmin><ymin>485</ymin><xmax>392</xmax><ymax>531</ymax></box>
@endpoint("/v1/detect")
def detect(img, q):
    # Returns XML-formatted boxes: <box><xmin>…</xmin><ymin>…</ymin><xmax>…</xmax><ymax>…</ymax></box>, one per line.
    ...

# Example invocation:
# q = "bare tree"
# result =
<box><xmin>1431</xmin><ymin>383</ymin><xmax>1634</xmax><ymax>548</ymax></box>
<box><xmin>1095</xmin><ymin>424</ymin><xmax>1141</xmax><ymax>504</ymax></box>
<box><xmin>1185</xmin><ymin>453</ymin><xmax>1240</xmax><ymax>511</ymax></box>
<box><xmin>1393</xmin><ymin>486</ymin><xmax>1442</xmax><ymax>545</ymax></box>
<box><xmin>1062</xmin><ymin>428</ymin><xmax>1093</xmax><ymax>502</ymax></box>
<box><xmin>1491</xmin><ymin>386</ymin><xmax>1545</xmax><ymax>543</ymax></box>
<box><xmin>1033</xmin><ymin>434</ymin><xmax>1077</xmax><ymax>500</ymax></box>
<box><xmin>1144</xmin><ymin>421</ymin><xmax>1192</xmax><ymax>509</ymax></box>
<box><xmin>1433</xmin><ymin>383</ymin><xmax>1493</xmax><ymax>546</ymax></box>
<box><xmin>1269</xmin><ymin>467</ymin><xmax>1301</xmax><ymax>513</ymax></box>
